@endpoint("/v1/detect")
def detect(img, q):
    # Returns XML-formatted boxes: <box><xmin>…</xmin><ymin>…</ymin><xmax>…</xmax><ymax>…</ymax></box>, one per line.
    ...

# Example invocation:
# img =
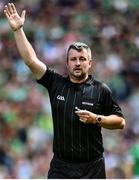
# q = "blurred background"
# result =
<box><xmin>0</xmin><ymin>0</ymin><xmax>139</xmax><ymax>178</ymax></box>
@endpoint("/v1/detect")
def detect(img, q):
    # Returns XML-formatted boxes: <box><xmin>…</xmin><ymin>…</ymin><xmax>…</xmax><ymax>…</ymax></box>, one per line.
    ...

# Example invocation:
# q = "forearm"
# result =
<box><xmin>14</xmin><ymin>28</ymin><xmax>37</xmax><ymax>65</ymax></box>
<box><xmin>96</xmin><ymin>114</ymin><xmax>126</xmax><ymax>129</ymax></box>
<box><xmin>76</xmin><ymin>110</ymin><xmax>126</xmax><ymax>129</ymax></box>
<box><xmin>13</xmin><ymin>28</ymin><xmax>46</xmax><ymax>79</ymax></box>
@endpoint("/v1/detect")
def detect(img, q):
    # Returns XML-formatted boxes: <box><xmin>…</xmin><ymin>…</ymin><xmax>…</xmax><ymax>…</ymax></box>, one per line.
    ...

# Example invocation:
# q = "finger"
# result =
<box><xmin>11</xmin><ymin>3</ymin><xmax>17</xmax><ymax>13</ymax></box>
<box><xmin>77</xmin><ymin>113</ymin><xmax>89</xmax><ymax>118</ymax></box>
<box><xmin>79</xmin><ymin>118</ymin><xmax>87</xmax><ymax>123</ymax></box>
<box><xmin>21</xmin><ymin>10</ymin><xmax>26</xmax><ymax>19</ymax></box>
<box><xmin>75</xmin><ymin>111</ymin><xmax>88</xmax><ymax>115</ymax></box>
<box><xmin>4</xmin><ymin>9</ymin><xmax>10</xmax><ymax>19</ymax></box>
<box><xmin>8</xmin><ymin>3</ymin><xmax>13</xmax><ymax>14</ymax></box>
<box><xmin>4</xmin><ymin>5</ymin><xmax>10</xmax><ymax>16</ymax></box>
<box><xmin>4</xmin><ymin>10</ymin><xmax>10</xmax><ymax>19</ymax></box>
<box><xmin>79</xmin><ymin>115</ymin><xmax>89</xmax><ymax>118</ymax></box>
<box><xmin>78</xmin><ymin>117</ymin><xmax>89</xmax><ymax>122</ymax></box>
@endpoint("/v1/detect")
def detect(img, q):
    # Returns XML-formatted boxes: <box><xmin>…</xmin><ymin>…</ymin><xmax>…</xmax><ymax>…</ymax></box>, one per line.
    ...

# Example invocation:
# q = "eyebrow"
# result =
<box><xmin>69</xmin><ymin>56</ymin><xmax>87</xmax><ymax>59</ymax></box>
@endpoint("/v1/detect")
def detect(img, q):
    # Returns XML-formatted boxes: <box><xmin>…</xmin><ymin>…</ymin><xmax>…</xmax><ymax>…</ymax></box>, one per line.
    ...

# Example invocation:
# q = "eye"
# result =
<box><xmin>70</xmin><ymin>57</ymin><xmax>76</xmax><ymax>61</ymax></box>
<box><xmin>79</xmin><ymin>57</ymin><xmax>86</xmax><ymax>61</ymax></box>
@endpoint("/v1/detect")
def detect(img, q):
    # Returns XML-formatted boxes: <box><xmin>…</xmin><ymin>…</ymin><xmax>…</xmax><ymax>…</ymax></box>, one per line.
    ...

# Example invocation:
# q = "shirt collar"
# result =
<box><xmin>66</xmin><ymin>75</ymin><xmax>94</xmax><ymax>85</ymax></box>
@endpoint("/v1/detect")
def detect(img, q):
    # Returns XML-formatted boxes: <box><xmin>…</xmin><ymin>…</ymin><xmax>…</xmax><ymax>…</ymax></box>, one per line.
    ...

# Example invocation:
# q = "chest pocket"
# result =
<box><xmin>81</xmin><ymin>97</ymin><xmax>98</xmax><ymax>113</ymax></box>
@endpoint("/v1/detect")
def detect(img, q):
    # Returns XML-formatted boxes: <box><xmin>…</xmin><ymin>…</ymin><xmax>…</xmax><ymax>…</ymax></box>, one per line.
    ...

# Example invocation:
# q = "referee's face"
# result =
<box><xmin>67</xmin><ymin>48</ymin><xmax>92</xmax><ymax>83</ymax></box>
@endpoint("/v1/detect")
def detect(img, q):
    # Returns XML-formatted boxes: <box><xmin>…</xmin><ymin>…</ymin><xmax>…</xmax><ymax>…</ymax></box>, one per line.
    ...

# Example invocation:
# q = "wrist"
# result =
<box><xmin>13</xmin><ymin>25</ymin><xmax>23</xmax><ymax>31</ymax></box>
<box><xmin>95</xmin><ymin>114</ymin><xmax>102</xmax><ymax>126</ymax></box>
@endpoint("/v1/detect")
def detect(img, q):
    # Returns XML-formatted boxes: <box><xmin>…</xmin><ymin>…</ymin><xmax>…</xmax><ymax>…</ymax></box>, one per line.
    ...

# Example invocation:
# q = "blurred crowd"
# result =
<box><xmin>0</xmin><ymin>0</ymin><xmax>139</xmax><ymax>178</ymax></box>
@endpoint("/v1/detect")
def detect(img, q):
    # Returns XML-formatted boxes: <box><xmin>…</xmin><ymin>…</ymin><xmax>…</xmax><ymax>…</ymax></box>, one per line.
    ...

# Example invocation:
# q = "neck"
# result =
<box><xmin>69</xmin><ymin>75</ymin><xmax>88</xmax><ymax>84</ymax></box>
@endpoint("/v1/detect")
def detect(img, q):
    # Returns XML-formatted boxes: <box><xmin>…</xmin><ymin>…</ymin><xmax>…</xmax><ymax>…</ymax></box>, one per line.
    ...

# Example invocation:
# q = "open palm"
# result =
<box><xmin>4</xmin><ymin>3</ymin><xmax>26</xmax><ymax>31</ymax></box>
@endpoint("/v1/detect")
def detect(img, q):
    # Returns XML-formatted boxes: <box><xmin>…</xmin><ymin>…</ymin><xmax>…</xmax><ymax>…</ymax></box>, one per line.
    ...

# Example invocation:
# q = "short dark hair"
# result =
<box><xmin>67</xmin><ymin>42</ymin><xmax>92</xmax><ymax>61</ymax></box>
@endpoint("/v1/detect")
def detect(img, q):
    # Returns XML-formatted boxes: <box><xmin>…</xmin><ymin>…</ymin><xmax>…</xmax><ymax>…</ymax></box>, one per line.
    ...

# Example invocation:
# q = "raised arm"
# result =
<box><xmin>4</xmin><ymin>3</ymin><xmax>46</xmax><ymax>80</ymax></box>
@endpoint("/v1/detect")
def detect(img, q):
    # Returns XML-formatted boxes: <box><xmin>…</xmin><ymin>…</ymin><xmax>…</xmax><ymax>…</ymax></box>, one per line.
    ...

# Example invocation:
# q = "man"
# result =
<box><xmin>4</xmin><ymin>3</ymin><xmax>126</xmax><ymax>179</ymax></box>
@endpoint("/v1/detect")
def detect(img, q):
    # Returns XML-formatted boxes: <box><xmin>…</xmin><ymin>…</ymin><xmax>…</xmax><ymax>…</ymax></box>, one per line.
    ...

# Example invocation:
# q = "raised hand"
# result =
<box><xmin>4</xmin><ymin>3</ymin><xmax>26</xmax><ymax>31</ymax></box>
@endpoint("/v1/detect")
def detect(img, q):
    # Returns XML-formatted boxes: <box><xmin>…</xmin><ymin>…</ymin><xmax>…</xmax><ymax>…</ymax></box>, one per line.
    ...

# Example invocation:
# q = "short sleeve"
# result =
<box><xmin>36</xmin><ymin>68</ymin><xmax>63</xmax><ymax>92</ymax></box>
<box><xmin>101</xmin><ymin>83</ymin><xmax>124</xmax><ymax>117</ymax></box>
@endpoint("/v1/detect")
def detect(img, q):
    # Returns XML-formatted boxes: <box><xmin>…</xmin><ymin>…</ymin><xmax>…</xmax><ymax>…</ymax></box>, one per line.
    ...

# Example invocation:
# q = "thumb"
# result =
<box><xmin>21</xmin><ymin>10</ymin><xmax>26</xmax><ymax>19</ymax></box>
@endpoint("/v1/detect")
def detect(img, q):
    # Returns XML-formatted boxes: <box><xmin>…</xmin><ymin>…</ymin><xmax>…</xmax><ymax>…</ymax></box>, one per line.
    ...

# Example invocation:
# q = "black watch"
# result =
<box><xmin>96</xmin><ymin>115</ymin><xmax>102</xmax><ymax>125</ymax></box>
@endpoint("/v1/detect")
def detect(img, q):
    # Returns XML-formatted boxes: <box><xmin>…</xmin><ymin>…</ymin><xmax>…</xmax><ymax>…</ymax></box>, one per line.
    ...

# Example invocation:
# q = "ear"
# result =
<box><xmin>65</xmin><ymin>60</ymin><xmax>69</xmax><ymax>72</ymax></box>
<box><xmin>89</xmin><ymin>60</ymin><xmax>96</xmax><ymax>74</ymax></box>
<box><xmin>66</xmin><ymin>60</ymin><xmax>69</xmax><ymax>67</ymax></box>
<box><xmin>89</xmin><ymin>59</ymin><xmax>95</xmax><ymax>67</ymax></box>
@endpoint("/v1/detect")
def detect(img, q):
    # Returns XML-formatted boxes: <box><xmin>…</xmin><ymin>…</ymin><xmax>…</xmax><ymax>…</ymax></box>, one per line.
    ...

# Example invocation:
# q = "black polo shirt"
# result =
<box><xmin>37</xmin><ymin>68</ymin><xmax>124</xmax><ymax>163</ymax></box>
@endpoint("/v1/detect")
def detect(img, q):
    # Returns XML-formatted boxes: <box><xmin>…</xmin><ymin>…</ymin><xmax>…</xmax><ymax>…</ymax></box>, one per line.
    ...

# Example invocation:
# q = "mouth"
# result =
<box><xmin>74</xmin><ymin>68</ymin><xmax>82</xmax><ymax>71</ymax></box>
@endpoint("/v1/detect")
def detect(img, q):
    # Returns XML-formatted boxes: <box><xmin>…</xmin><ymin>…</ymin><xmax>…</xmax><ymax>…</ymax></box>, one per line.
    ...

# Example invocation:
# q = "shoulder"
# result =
<box><xmin>39</xmin><ymin>68</ymin><xmax>65</xmax><ymax>81</ymax></box>
<box><xmin>93</xmin><ymin>79</ymin><xmax>112</xmax><ymax>94</ymax></box>
<box><xmin>37</xmin><ymin>67</ymin><xmax>67</xmax><ymax>89</ymax></box>
<box><xmin>93</xmin><ymin>78</ymin><xmax>109</xmax><ymax>89</ymax></box>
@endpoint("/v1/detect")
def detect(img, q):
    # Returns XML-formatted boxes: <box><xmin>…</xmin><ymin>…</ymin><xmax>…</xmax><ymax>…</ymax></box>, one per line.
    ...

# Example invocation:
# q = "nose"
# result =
<box><xmin>76</xmin><ymin>59</ymin><xmax>80</xmax><ymax>66</ymax></box>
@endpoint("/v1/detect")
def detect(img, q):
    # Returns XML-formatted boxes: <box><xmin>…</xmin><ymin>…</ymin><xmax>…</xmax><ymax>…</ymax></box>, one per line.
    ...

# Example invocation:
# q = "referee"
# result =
<box><xmin>4</xmin><ymin>3</ymin><xmax>126</xmax><ymax>179</ymax></box>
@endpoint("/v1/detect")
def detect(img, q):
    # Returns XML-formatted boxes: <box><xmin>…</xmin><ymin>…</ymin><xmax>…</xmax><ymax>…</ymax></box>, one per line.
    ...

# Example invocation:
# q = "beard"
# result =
<box><xmin>70</xmin><ymin>69</ymin><xmax>88</xmax><ymax>81</ymax></box>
